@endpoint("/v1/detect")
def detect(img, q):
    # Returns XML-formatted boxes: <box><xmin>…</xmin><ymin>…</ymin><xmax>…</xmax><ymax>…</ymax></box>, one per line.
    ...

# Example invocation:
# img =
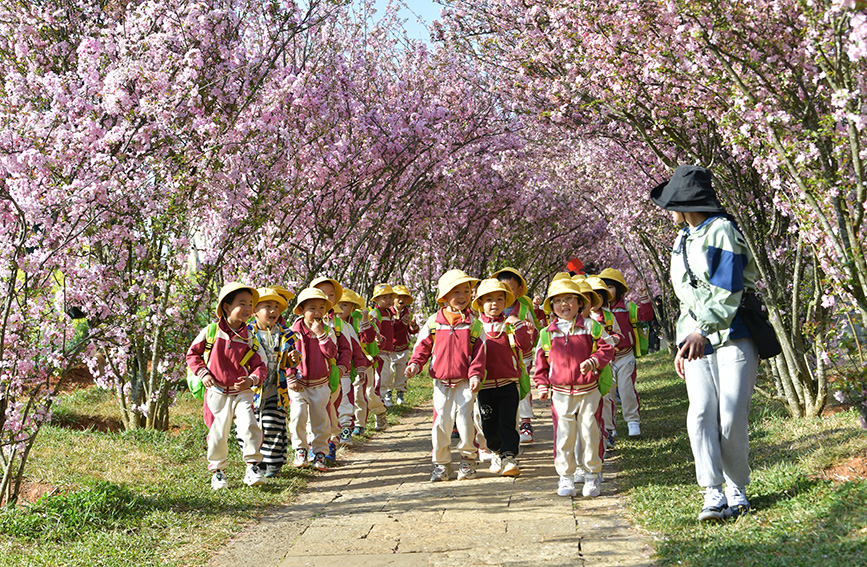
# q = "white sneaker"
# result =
<box><xmin>501</xmin><ymin>455</ymin><xmax>520</xmax><ymax>477</ymax></box>
<box><xmin>627</xmin><ymin>422</ymin><xmax>641</xmax><ymax>436</ymax></box>
<box><xmin>456</xmin><ymin>461</ymin><xmax>477</xmax><ymax>480</ymax></box>
<box><xmin>431</xmin><ymin>463</ymin><xmax>450</xmax><ymax>482</ymax></box>
<box><xmin>292</xmin><ymin>448</ymin><xmax>309</xmax><ymax>468</ymax></box>
<box><xmin>698</xmin><ymin>487</ymin><xmax>728</xmax><ymax>521</ymax></box>
<box><xmin>210</xmin><ymin>470</ymin><xmax>227</xmax><ymax>490</ymax></box>
<box><xmin>479</xmin><ymin>448</ymin><xmax>495</xmax><ymax>462</ymax></box>
<box><xmin>394</xmin><ymin>391</ymin><xmax>405</xmax><ymax>405</ymax></box>
<box><xmin>489</xmin><ymin>454</ymin><xmax>503</xmax><ymax>474</ymax></box>
<box><xmin>243</xmin><ymin>463</ymin><xmax>265</xmax><ymax>486</ymax></box>
<box><xmin>382</xmin><ymin>392</ymin><xmax>393</xmax><ymax>408</ymax></box>
<box><xmin>557</xmin><ymin>476</ymin><xmax>577</xmax><ymax>497</ymax></box>
<box><xmin>573</xmin><ymin>467</ymin><xmax>589</xmax><ymax>483</ymax></box>
<box><xmin>582</xmin><ymin>477</ymin><xmax>601</xmax><ymax>497</ymax></box>
<box><xmin>726</xmin><ymin>485</ymin><xmax>751</xmax><ymax>518</ymax></box>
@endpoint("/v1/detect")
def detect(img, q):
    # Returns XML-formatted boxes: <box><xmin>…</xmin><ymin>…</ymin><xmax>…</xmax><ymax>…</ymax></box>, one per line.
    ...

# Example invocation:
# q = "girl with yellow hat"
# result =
<box><xmin>586</xmin><ymin>276</ymin><xmax>625</xmax><ymax>452</ymax></box>
<box><xmin>390</xmin><ymin>285</ymin><xmax>420</xmax><ymax>406</ymax></box>
<box><xmin>370</xmin><ymin>283</ymin><xmax>398</xmax><ymax>407</ymax></box>
<box><xmin>186</xmin><ymin>283</ymin><xmax>268</xmax><ymax>490</ymax></box>
<box><xmin>598</xmin><ymin>268</ymin><xmax>653</xmax><ymax>438</ymax></box>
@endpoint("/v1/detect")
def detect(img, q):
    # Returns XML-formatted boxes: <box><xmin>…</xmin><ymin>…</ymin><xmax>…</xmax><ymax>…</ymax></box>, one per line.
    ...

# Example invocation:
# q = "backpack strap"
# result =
<box><xmin>470</xmin><ymin>318</ymin><xmax>483</xmax><ymax>345</ymax></box>
<box><xmin>332</xmin><ymin>316</ymin><xmax>343</xmax><ymax>336</ymax></box>
<box><xmin>628</xmin><ymin>302</ymin><xmax>638</xmax><ymax>326</ymax></box>
<box><xmin>539</xmin><ymin>328</ymin><xmax>552</xmax><ymax>358</ymax></box>
<box><xmin>202</xmin><ymin>322</ymin><xmax>218</xmax><ymax>364</ymax></box>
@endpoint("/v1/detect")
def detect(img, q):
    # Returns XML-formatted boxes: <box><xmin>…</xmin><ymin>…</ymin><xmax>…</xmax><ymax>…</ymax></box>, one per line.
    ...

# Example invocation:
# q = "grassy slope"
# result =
<box><xmin>0</xmin><ymin>377</ymin><xmax>431</xmax><ymax>567</ymax></box>
<box><xmin>619</xmin><ymin>351</ymin><xmax>867</xmax><ymax>566</ymax></box>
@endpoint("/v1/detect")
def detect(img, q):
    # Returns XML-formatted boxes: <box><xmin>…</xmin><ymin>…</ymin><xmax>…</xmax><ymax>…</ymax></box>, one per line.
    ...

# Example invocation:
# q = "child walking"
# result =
<box><xmin>599</xmin><ymin>268</ymin><xmax>653</xmax><ymax>437</ymax></box>
<box><xmin>289</xmin><ymin>287</ymin><xmax>339</xmax><ymax>472</ymax></box>
<box><xmin>534</xmin><ymin>278</ymin><xmax>614</xmax><ymax>498</ymax></box>
<box><xmin>406</xmin><ymin>269</ymin><xmax>486</xmax><ymax>481</ymax></box>
<box><xmin>474</xmin><ymin>278</ymin><xmax>532</xmax><ymax>477</ymax></box>
<box><xmin>586</xmin><ymin>276</ymin><xmax>624</xmax><ymax>450</ymax></box>
<box><xmin>370</xmin><ymin>284</ymin><xmax>397</xmax><ymax>406</ymax></box>
<box><xmin>334</xmin><ymin>289</ymin><xmax>376</xmax><ymax>444</ymax></box>
<box><xmin>390</xmin><ymin>285</ymin><xmax>419</xmax><ymax>406</ymax></box>
<box><xmin>186</xmin><ymin>283</ymin><xmax>268</xmax><ymax>490</ymax></box>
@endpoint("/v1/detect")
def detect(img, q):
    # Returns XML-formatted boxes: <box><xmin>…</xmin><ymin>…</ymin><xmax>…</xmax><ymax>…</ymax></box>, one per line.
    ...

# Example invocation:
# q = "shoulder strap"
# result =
<box><xmin>628</xmin><ymin>302</ymin><xmax>638</xmax><ymax>325</ymax></box>
<box><xmin>333</xmin><ymin>317</ymin><xmax>342</xmax><ymax>335</ymax></box>
<box><xmin>539</xmin><ymin>329</ymin><xmax>552</xmax><ymax>357</ymax></box>
<box><xmin>202</xmin><ymin>322</ymin><xmax>219</xmax><ymax>364</ymax></box>
<box><xmin>470</xmin><ymin>318</ymin><xmax>483</xmax><ymax>345</ymax></box>
<box><xmin>590</xmin><ymin>320</ymin><xmax>603</xmax><ymax>340</ymax></box>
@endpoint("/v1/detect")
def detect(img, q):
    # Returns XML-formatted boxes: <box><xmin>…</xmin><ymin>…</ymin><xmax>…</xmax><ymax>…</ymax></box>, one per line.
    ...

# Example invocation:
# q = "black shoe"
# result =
<box><xmin>698</xmin><ymin>505</ymin><xmax>728</xmax><ymax>521</ymax></box>
<box><xmin>726</xmin><ymin>503</ymin><xmax>751</xmax><ymax>519</ymax></box>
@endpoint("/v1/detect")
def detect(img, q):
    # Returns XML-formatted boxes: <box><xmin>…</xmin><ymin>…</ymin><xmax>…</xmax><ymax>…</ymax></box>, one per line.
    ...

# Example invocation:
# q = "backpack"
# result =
<box><xmin>424</xmin><ymin>314</ymin><xmax>484</xmax><ymax>382</ymax></box>
<box><xmin>186</xmin><ymin>322</ymin><xmax>260</xmax><ymax>402</ymax></box>
<box><xmin>538</xmin><ymin>319</ymin><xmax>612</xmax><ymax>396</ymax></box>
<box><xmin>628</xmin><ymin>302</ymin><xmax>649</xmax><ymax>358</ymax></box>
<box><xmin>504</xmin><ymin>325</ymin><xmax>532</xmax><ymax>399</ymax></box>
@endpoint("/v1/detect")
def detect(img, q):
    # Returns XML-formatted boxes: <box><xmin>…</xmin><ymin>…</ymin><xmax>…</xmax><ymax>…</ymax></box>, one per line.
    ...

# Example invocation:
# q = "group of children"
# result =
<box><xmin>186</xmin><ymin>266</ymin><xmax>652</xmax><ymax>498</ymax></box>
<box><xmin>186</xmin><ymin>278</ymin><xmax>418</xmax><ymax>489</ymax></box>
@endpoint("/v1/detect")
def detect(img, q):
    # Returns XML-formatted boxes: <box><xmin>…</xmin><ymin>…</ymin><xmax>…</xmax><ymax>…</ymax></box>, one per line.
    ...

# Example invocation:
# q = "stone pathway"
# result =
<box><xmin>209</xmin><ymin>401</ymin><xmax>655</xmax><ymax>567</ymax></box>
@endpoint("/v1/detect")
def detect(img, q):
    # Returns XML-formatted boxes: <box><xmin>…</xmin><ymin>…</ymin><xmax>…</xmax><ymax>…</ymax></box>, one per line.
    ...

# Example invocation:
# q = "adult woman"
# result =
<box><xmin>650</xmin><ymin>165</ymin><xmax>759</xmax><ymax>521</ymax></box>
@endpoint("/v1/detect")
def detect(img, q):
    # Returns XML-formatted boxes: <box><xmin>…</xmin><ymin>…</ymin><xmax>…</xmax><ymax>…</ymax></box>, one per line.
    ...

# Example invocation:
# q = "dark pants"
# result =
<box><xmin>477</xmin><ymin>382</ymin><xmax>520</xmax><ymax>456</ymax></box>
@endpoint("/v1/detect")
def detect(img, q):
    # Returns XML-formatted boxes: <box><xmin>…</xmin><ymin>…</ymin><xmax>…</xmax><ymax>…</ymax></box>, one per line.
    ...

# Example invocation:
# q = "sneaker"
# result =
<box><xmin>263</xmin><ymin>464</ymin><xmax>282</xmax><ymax>478</ymax></box>
<box><xmin>501</xmin><ymin>455</ymin><xmax>521</xmax><ymax>477</ymax></box>
<box><xmin>582</xmin><ymin>477</ymin><xmax>601</xmax><ymax>497</ymax></box>
<box><xmin>572</xmin><ymin>468</ymin><xmax>589</xmax><ymax>484</ymax></box>
<box><xmin>375</xmin><ymin>413</ymin><xmax>388</xmax><ymax>431</ymax></box>
<box><xmin>326</xmin><ymin>440</ymin><xmax>337</xmax><ymax>463</ymax></box>
<box><xmin>339</xmin><ymin>427</ymin><xmax>354</xmax><ymax>447</ymax></box>
<box><xmin>557</xmin><ymin>476</ymin><xmax>577</xmax><ymax>497</ymax></box>
<box><xmin>451</xmin><ymin>425</ymin><xmax>460</xmax><ymax>439</ymax></box>
<box><xmin>489</xmin><ymin>453</ymin><xmax>503</xmax><ymax>474</ymax></box>
<box><xmin>351</xmin><ymin>426</ymin><xmax>364</xmax><ymax>436</ymax></box>
<box><xmin>312</xmin><ymin>452</ymin><xmax>327</xmax><ymax>471</ymax></box>
<box><xmin>456</xmin><ymin>461</ymin><xmax>476</xmax><ymax>480</ymax></box>
<box><xmin>382</xmin><ymin>391</ymin><xmax>393</xmax><ymax>408</ymax></box>
<box><xmin>210</xmin><ymin>470</ymin><xmax>228</xmax><ymax>490</ymax></box>
<box><xmin>479</xmin><ymin>448</ymin><xmax>495</xmax><ymax>462</ymax></box>
<box><xmin>243</xmin><ymin>463</ymin><xmax>266</xmax><ymax>486</ymax></box>
<box><xmin>292</xmin><ymin>448</ymin><xmax>309</xmax><ymax>468</ymax></box>
<box><xmin>431</xmin><ymin>463</ymin><xmax>450</xmax><ymax>482</ymax></box>
<box><xmin>698</xmin><ymin>487</ymin><xmax>729</xmax><ymax>521</ymax></box>
<box><xmin>395</xmin><ymin>391</ymin><xmax>405</xmax><ymax>405</ymax></box>
<box><xmin>604</xmin><ymin>431</ymin><xmax>616</xmax><ymax>450</ymax></box>
<box><xmin>519</xmin><ymin>421</ymin><xmax>534</xmax><ymax>443</ymax></box>
<box><xmin>627</xmin><ymin>421</ymin><xmax>641</xmax><ymax>437</ymax></box>
<box><xmin>725</xmin><ymin>486</ymin><xmax>751</xmax><ymax>519</ymax></box>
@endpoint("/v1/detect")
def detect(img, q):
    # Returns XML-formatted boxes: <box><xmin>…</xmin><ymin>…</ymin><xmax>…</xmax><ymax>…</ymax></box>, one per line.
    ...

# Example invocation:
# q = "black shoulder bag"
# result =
<box><xmin>678</xmin><ymin>231</ymin><xmax>782</xmax><ymax>360</ymax></box>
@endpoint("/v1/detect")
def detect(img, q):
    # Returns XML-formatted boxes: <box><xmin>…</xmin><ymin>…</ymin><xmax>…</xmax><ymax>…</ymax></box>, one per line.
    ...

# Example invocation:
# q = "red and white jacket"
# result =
<box><xmin>409</xmin><ymin>308</ymin><xmax>486</xmax><ymax>387</ymax></box>
<box><xmin>391</xmin><ymin>306</ymin><xmax>418</xmax><ymax>352</ymax></box>
<box><xmin>533</xmin><ymin>316</ymin><xmax>615</xmax><ymax>396</ymax></box>
<box><xmin>187</xmin><ymin>318</ymin><xmax>267</xmax><ymax>391</ymax></box>
<box><xmin>610</xmin><ymin>297</ymin><xmax>653</xmax><ymax>357</ymax></box>
<box><xmin>290</xmin><ymin>319</ymin><xmax>338</xmax><ymax>388</ymax></box>
<box><xmin>347</xmin><ymin>317</ymin><xmax>376</xmax><ymax>370</ymax></box>
<box><xmin>372</xmin><ymin>306</ymin><xmax>394</xmax><ymax>353</ymax></box>
<box><xmin>325</xmin><ymin>313</ymin><xmax>352</xmax><ymax>375</ymax></box>
<box><xmin>479</xmin><ymin>314</ymin><xmax>532</xmax><ymax>389</ymax></box>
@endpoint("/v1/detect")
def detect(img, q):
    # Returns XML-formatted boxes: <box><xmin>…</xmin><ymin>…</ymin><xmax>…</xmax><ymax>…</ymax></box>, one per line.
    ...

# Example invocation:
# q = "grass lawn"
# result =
<box><xmin>618</xmin><ymin>351</ymin><xmax>867</xmax><ymax>566</ymax></box>
<box><xmin>0</xmin><ymin>376</ymin><xmax>432</xmax><ymax>567</ymax></box>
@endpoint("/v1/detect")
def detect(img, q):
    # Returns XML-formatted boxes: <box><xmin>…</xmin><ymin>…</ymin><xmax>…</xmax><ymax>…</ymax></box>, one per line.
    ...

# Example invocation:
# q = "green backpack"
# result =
<box><xmin>187</xmin><ymin>322</ymin><xmax>259</xmax><ymax>401</ymax></box>
<box><xmin>538</xmin><ymin>320</ymin><xmax>612</xmax><ymax>396</ymax></box>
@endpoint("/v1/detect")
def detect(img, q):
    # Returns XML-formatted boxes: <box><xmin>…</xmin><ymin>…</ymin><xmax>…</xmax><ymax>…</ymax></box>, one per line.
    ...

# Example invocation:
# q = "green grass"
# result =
<box><xmin>620</xmin><ymin>351</ymin><xmax>867</xmax><ymax>567</ymax></box>
<box><xmin>0</xmin><ymin>374</ymin><xmax>433</xmax><ymax>567</ymax></box>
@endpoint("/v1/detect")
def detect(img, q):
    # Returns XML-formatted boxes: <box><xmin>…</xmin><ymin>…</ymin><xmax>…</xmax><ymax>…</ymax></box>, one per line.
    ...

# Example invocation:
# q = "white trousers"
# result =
<box><xmin>338</xmin><ymin>375</ymin><xmax>354</xmax><ymax>427</ymax></box>
<box><xmin>684</xmin><ymin>338</ymin><xmax>758</xmax><ymax>489</ymax></box>
<box><xmin>289</xmin><ymin>383</ymin><xmax>331</xmax><ymax>455</ymax></box>
<box><xmin>376</xmin><ymin>351</ymin><xmax>396</xmax><ymax>395</ymax></box>
<box><xmin>432</xmin><ymin>380</ymin><xmax>477</xmax><ymax>464</ymax></box>
<box><xmin>392</xmin><ymin>349</ymin><xmax>410</xmax><ymax>393</ymax></box>
<box><xmin>206</xmin><ymin>389</ymin><xmax>262</xmax><ymax>471</ymax></box>
<box><xmin>611</xmin><ymin>352</ymin><xmax>641</xmax><ymax>424</ymax></box>
<box><xmin>551</xmin><ymin>389</ymin><xmax>602</xmax><ymax>478</ymax></box>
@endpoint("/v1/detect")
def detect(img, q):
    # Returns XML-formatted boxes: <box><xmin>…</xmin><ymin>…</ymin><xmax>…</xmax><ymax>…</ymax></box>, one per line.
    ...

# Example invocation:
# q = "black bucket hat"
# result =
<box><xmin>650</xmin><ymin>165</ymin><xmax>726</xmax><ymax>213</ymax></box>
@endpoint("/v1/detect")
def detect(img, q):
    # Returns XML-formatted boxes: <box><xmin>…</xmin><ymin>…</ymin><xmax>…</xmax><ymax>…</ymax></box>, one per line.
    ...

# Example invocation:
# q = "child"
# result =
<box><xmin>474</xmin><ymin>278</ymin><xmax>532</xmax><ymax>476</ymax></box>
<box><xmin>289</xmin><ymin>287</ymin><xmax>339</xmax><ymax>471</ymax></box>
<box><xmin>534</xmin><ymin>278</ymin><xmax>614</xmax><ymax>498</ymax></box>
<box><xmin>599</xmin><ymin>268</ymin><xmax>653</xmax><ymax>437</ymax></box>
<box><xmin>310</xmin><ymin>276</ymin><xmax>352</xmax><ymax>463</ymax></box>
<box><xmin>334</xmin><ymin>288</ymin><xmax>377</xmax><ymax>445</ymax></box>
<box><xmin>586</xmin><ymin>276</ymin><xmax>624</xmax><ymax>450</ymax></box>
<box><xmin>406</xmin><ymin>269</ymin><xmax>486</xmax><ymax>481</ymax></box>
<box><xmin>341</xmin><ymin>289</ymin><xmax>389</xmax><ymax>433</ymax></box>
<box><xmin>370</xmin><ymin>283</ymin><xmax>397</xmax><ymax>406</ymax></box>
<box><xmin>186</xmin><ymin>283</ymin><xmax>268</xmax><ymax>490</ymax></box>
<box><xmin>390</xmin><ymin>285</ymin><xmax>419</xmax><ymax>406</ymax></box>
<box><xmin>492</xmin><ymin>267</ymin><xmax>541</xmax><ymax>444</ymax></box>
<box><xmin>246</xmin><ymin>288</ymin><xmax>301</xmax><ymax>477</ymax></box>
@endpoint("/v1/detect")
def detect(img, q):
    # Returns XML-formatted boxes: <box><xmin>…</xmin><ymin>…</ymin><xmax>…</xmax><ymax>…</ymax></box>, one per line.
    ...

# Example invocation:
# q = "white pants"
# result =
<box><xmin>392</xmin><ymin>349</ymin><xmax>410</xmax><ymax>393</ymax></box>
<box><xmin>338</xmin><ymin>375</ymin><xmax>354</xmax><ymax>428</ymax></box>
<box><xmin>376</xmin><ymin>351</ymin><xmax>396</xmax><ymax>396</ymax></box>
<box><xmin>206</xmin><ymin>389</ymin><xmax>262</xmax><ymax>471</ymax></box>
<box><xmin>551</xmin><ymin>389</ymin><xmax>602</xmax><ymax>478</ymax></box>
<box><xmin>684</xmin><ymin>338</ymin><xmax>758</xmax><ymax>489</ymax></box>
<box><xmin>289</xmin><ymin>383</ymin><xmax>331</xmax><ymax>455</ymax></box>
<box><xmin>600</xmin><ymin>385</ymin><xmax>617</xmax><ymax>434</ymax></box>
<box><xmin>611</xmin><ymin>352</ymin><xmax>641</xmax><ymax>424</ymax></box>
<box><xmin>327</xmin><ymin>384</ymin><xmax>342</xmax><ymax>439</ymax></box>
<box><xmin>518</xmin><ymin>355</ymin><xmax>535</xmax><ymax>420</ymax></box>
<box><xmin>432</xmin><ymin>380</ymin><xmax>477</xmax><ymax>464</ymax></box>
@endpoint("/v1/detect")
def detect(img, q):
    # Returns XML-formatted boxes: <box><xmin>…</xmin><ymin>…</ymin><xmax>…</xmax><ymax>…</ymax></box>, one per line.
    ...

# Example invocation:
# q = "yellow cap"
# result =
<box><xmin>599</xmin><ymin>268</ymin><xmax>629</xmax><ymax>294</ymax></box>
<box><xmin>310</xmin><ymin>276</ymin><xmax>344</xmax><ymax>305</ymax></box>
<box><xmin>472</xmin><ymin>279</ymin><xmax>516</xmax><ymax>312</ymax></box>
<box><xmin>392</xmin><ymin>284</ymin><xmax>414</xmax><ymax>303</ymax></box>
<box><xmin>293</xmin><ymin>287</ymin><xmax>334</xmax><ymax>316</ymax></box>
<box><xmin>491</xmin><ymin>267</ymin><xmax>528</xmax><ymax>299</ymax></box>
<box><xmin>575</xmin><ymin>280</ymin><xmax>600</xmax><ymax>307</ymax></box>
<box><xmin>436</xmin><ymin>270</ymin><xmax>480</xmax><ymax>304</ymax></box>
<box><xmin>216</xmin><ymin>283</ymin><xmax>258</xmax><ymax>318</ymax></box>
<box><xmin>339</xmin><ymin>289</ymin><xmax>365</xmax><ymax>311</ymax></box>
<box><xmin>543</xmin><ymin>279</ymin><xmax>590</xmax><ymax>315</ymax></box>
<box><xmin>585</xmin><ymin>276</ymin><xmax>613</xmax><ymax>303</ymax></box>
<box><xmin>270</xmin><ymin>285</ymin><xmax>295</xmax><ymax>304</ymax></box>
<box><xmin>371</xmin><ymin>283</ymin><xmax>396</xmax><ymax>301</ymax></box>
<box><xmin>255</xmin><ymin>287</ymin><xmax>288</xmax><ymax>313</ymax></box>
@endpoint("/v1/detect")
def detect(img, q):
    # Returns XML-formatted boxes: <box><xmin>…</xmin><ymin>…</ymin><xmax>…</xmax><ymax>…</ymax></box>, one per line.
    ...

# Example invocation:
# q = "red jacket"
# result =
<box><xmin>479</xmin><ymin>314</ymin><xmax>532</xmax><ymax>389</ymax></box>
<box><xmin>291</xmin><ymin>319</ymin><xmax>338</xmax><ymax>388</ymax></box>
<box><xmin>350</xmin><ymin>318</ymin><xmax>375</xmax><ymax>369</ymax></box>
<box><xmin>609</xmin><ymin>297</ymin><xmax>653</xmax><ymax>356</ymax></box>
<box><xmin>591</xmin><ymin>308</ymin><xmax>624</xmax><ymax>351</ymax></box>
<box><xmin>187</xmin><ymin>318</ymin><xmax>267</xmax><ymax>390</ymax></box>
<box><xmin>326</xmin><ymin>314</ymin><xmax>352</xmax><ymax>374</ymax></box>
<box><xmin>409</xmin><ymin>308</ymin><xmax>486</xmax><ymax>387</ymax></box>
<box><xmin>391</xmin><ymin>306</ymin><xmax>418</xmax><ymax>352</ymax></box>
<box><xmin>533</xmin><ymin>316</ymin><xmax>615</xmax><ymax>396</ymax></box>
<box><xmin>372</xmin><ymin>306</ymin><xmax>394</xmax><ymax>353</ymax></box>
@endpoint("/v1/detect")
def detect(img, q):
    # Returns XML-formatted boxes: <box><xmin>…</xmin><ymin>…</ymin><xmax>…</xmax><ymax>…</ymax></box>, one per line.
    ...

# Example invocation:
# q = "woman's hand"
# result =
<box><xmin>505</xmin><ymin>315</ymin><xmax>520</xmax><ymax>325</ymax></box>
<box><xmin>675</xmin><ymin>332</ymin><xmax>706</xmax><ymax>378</ymax></box>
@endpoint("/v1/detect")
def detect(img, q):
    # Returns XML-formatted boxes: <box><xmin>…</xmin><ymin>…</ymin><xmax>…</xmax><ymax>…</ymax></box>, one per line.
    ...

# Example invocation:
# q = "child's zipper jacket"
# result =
<box><xmin>533</xmin><ymin>316</ymin><xmax>615</xmax><ymax>396</ymax></box>
<box><xmin>290</xmin><ymin>319</ymin><xmax>338</xmax><ymax>388</ymax></box>
<box><xmin>409</xmin><ymin>308</ymin><xmax>486</xmax><ymax>387</ymax></box>
<box><xmin>479</xmin><ymin>313</ymin><xmax>532</xmax><ymax>389</ymax></box>
<box><xmin>187</xmin><ymin>318</ymin><xmax>266</xmax><ymax>392</ymax></box>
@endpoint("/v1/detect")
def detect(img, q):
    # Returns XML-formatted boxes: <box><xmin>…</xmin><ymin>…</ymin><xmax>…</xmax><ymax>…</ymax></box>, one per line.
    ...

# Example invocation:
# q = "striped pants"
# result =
<box><xmin>238</xmin><ymin>393</ymin><xmax>288</xmax><ymax>466</ymax></box>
